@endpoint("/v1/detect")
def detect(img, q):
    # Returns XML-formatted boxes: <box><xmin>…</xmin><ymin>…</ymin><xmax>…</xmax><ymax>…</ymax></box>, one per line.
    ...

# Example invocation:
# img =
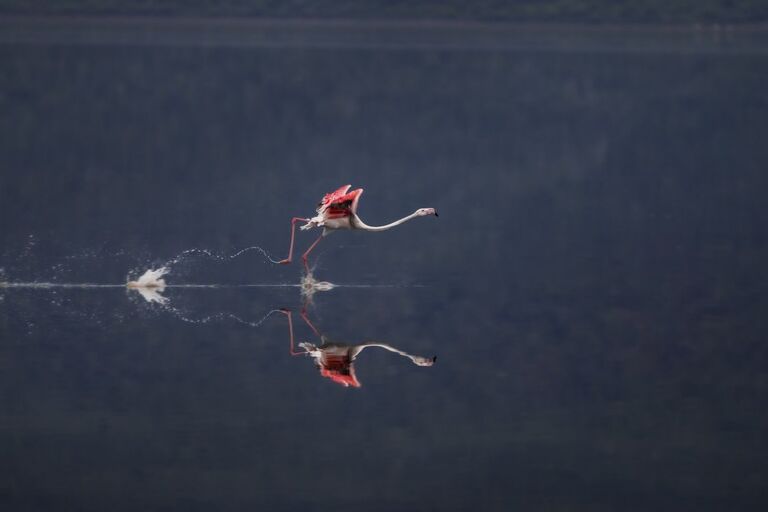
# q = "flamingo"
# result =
<box><xmin>278</xmin><ymin>184</ymin><xmax>438</xmax><ymax>270</ymax></box>
<box><xmin>279</xmin><ymin>309</ymin><xmax>435</xmax><ymax>388</ymax></box>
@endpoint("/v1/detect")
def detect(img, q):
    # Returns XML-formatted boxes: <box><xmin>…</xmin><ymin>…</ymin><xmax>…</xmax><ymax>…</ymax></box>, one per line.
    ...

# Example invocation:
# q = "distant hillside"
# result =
<box><xmin>1</xmin><ymin>0</ymin><xmax>767</xmax><ymax>24</ymax></box>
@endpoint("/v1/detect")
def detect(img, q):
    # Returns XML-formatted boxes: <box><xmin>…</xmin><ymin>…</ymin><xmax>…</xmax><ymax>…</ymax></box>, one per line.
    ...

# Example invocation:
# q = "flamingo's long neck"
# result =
<box><xmin>352</xmin><ymin>211</ymin><xmax>421</xmax><ymax>232</ymax></box>
<box><xmin>353</xmin><ymin>343</ymin><xmax>420</xmax><ymax>363</ymax></box>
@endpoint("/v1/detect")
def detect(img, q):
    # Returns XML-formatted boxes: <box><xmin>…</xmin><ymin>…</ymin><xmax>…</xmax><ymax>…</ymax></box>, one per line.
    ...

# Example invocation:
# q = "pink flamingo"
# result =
<box><xmin>279</xmin><ymin>309</ymin><xmax>435</xmax><ymax>388</ymax></box>
<box><xmin>278</xmin><ymin>184</ymin><xmax>438</xmax><ymax>270</ymax></box>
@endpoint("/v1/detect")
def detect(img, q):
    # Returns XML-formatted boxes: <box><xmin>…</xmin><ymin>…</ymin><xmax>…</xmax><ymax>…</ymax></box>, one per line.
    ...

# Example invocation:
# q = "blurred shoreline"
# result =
<box><xmin>2</xmin><ymin>15</ymin><xmax>768</xmax><ymax>31</ymax></box>
<box><xmin>2</xmin><ymin>16</ymin><xmax>767</xmax><ymax>53</ymax></box>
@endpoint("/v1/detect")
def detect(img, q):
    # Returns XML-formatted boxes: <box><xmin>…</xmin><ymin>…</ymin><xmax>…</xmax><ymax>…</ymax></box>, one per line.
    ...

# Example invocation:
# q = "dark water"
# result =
<box><xmin>1</xmin><ymin>20</ymin><xmax>767</xmax><ymax>511</ymax></box>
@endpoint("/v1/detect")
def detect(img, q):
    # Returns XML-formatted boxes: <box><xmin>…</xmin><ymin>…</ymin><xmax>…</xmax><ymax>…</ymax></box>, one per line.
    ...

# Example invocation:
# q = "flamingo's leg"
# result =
<box><xmin>279</xmin><ymin>309</ymin><xmax>305</xmax><ymax>356</ymax></box>
<box><xmin>278</xmin><ymin>217</ymin><xmax>310</xmax><ymax>265</ymax></box>
<box><xmin>300</xmin><ymin>308</ymin><xmax>323</xmax><ymax>338</ymax></box>
<box><xmin>301</xmin><ymin>233</ymin><xmax>324</xmax><ymax>272</ymax></box>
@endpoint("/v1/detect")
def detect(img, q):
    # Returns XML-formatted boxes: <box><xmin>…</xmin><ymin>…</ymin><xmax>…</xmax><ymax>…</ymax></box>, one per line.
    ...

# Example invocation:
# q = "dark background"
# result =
<box><xmin>1</xmin><ymin>19</ymin><xmax>767</xmax><ymax>511</ymax></box>
<box><xmin>2</xmin><ymin>0</ymin><xmax>768</xmax><ymax>24</ymax></box>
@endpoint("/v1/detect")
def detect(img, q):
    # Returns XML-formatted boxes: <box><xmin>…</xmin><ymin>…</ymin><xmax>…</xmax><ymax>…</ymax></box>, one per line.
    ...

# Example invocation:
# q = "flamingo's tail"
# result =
<box><xmin>300</xmin><ymin>217</ymin><xmax>320</xmax><ymax>231</ymax></box>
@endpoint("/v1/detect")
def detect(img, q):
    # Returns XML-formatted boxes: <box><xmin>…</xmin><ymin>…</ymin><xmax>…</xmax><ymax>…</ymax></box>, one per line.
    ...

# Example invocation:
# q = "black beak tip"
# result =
<box><xmin>434</xmin><ymin>210</ymin><xmax>439</xmax><ymax>217</ymax></box>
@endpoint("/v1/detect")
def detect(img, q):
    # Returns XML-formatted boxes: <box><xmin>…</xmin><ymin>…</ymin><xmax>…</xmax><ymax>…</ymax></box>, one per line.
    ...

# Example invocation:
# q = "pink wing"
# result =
<box><xmin>320</xmin><ymin>185</ymin><xmax>352</xmax><ymax>208</ymax></box>
<box><xmin>324</xmin><ymin>189</ymin><xmax>364</xmax><ymax>219</ymax></box>
<box><xmin>317</xmin><ymin>185</ymin><xmax>364</xmax><ymax>217</ymax></box>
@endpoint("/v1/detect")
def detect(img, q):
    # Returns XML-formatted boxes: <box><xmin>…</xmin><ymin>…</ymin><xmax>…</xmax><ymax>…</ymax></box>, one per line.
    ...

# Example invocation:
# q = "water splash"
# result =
<box><xmin>123</xmin><ymin>266</ymin><xmax>288</xmax><ymax>325</ymax></box>
<box><xmin>163</xmin><ymin>246</ymin><xmax>282</xmax><ymax>267</ymax></box>
<box><xmin>21</xmin><ymin>234</ymin><xmax>37</xmax><ymax>258</ymax></box>
<box><xmin>131</xmin><ymin>286</ymin><xmax>169</xmax><ymax>305</ymax></box>
<box><xmin>3</xmin><ymin>255</ymin><xmax>421</xmax><ymax>330</ymax></box>
<box><xmin>127</xmin><ymin>267</ymin><xmax>169</xmax><ymax>288</ymax></box>
<box><xmin>126</xmin><ymin>267</ymin><xmax>170</xmax><ymax>304</ymax></box>
<box><xmin>162</xmin><ymin>306</ymin><xmax>285</xmax><ymax>328</ymax></box>
<box><xmin>300</xmin><ymin>271</ymin><xmax>335</xmax><ymax>303</ymax></box>
<box><xmin>0</xmin><ymin>282</ymin><xmax>124</xmax><ymax>289</ymax></box>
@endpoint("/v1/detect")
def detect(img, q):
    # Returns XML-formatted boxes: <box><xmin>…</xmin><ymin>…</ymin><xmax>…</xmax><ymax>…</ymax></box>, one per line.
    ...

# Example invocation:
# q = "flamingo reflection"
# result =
<box><xmin>279</xmin><ymin>308</ymin><xmax>435</xmax><ymax>388</ymax></box>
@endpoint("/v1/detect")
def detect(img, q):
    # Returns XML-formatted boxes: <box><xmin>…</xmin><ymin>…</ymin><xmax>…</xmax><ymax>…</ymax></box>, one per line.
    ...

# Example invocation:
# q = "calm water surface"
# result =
<box><xmin>1</xmin><ymin>19</ymin><xmax>767</xmax><ymax>511</ymax></box>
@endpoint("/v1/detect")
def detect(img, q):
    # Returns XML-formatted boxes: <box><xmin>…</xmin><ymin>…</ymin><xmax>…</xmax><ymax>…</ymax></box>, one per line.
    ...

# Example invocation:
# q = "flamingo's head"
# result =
<box><xmin>412</xmin><ymin>355</ymin><xmax>437</xmax><ymax>367</ymax></box>
<box><xmin>416</xmin><ymin>208</ymin><xmax>438</xmax><ymax>217</ymax></box>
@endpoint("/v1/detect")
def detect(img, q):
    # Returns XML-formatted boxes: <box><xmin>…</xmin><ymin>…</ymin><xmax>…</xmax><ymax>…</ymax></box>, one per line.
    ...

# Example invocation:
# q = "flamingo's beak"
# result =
<box><xmin>434</xmin><ymin>209</ymin><xmax>439</xmax><ymax>217</ymax></box>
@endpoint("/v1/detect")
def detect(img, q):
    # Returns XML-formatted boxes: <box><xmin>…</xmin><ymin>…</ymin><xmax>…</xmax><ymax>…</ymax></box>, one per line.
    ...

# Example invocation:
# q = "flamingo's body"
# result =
<box><xmin>301</xmin><ymin>341</ymin><xmax>436</xmax><ymax>388</ymax></box>
<box><xmin>278</xmin><ymin>184</ymin><xmax>437</xmax><ymax>269</ymax></box>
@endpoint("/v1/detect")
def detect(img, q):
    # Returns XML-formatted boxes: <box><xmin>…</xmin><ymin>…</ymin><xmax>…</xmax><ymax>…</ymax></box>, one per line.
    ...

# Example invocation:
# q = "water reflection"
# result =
<box><xmin>279</xmin><ymin>308</ymin><xmax>435</xmax><ymax>388</ymax></box>
<box><xmin>99</xmin><ymin>265</ymin><xmax>436</xmax><ymax>388</ymax></box>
